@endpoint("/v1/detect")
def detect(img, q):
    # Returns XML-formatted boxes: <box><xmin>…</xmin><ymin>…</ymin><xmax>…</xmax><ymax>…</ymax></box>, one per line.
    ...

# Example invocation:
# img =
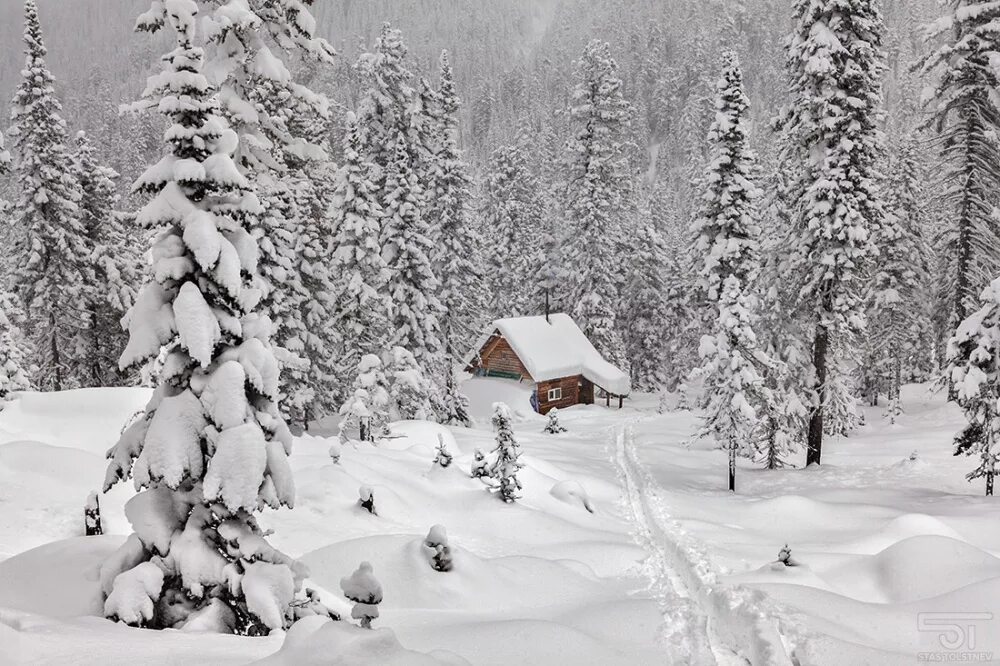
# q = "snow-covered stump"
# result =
<box><xmin>84</xmin><ymin>491</ymin><xmax>103</xmax><ymax>536</ymax></box>
<box><xmin>543</xmin><ymin>408</ymin><xmax>567</xmax><ymax>434</ymax></box>
<box><xmin>489</xmin><ymin>403</ymin><xmax>524</xmax><ymax>503</ymax></box>
<box><xmin>422</xmin><ymin>525</ymin><xmax>453</xmax><ymax>572</ymax></box>
<box><xmin>470</xmin><ymin>449</ymin><xmax>489</xmax><ymax>479</ymax></box>
<box><xmin>433</xmin><ymin>435</ymin><xmax>453</xmax><ymax>468</ymax></box>
<box><xmin>341</xmin><ymin>562</ymin><xmax>382</xmax><ymax>629</ymax></box>
<box><xmin>358</xmin><ymin>486</ymin><xmax>376</xmax><ymax>515</ymax></box>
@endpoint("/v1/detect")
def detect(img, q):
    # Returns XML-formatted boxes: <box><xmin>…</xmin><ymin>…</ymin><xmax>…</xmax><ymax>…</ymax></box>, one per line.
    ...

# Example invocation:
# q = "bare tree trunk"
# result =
<box><xmin>807</xmin><ymin>324</ymin><xmax>828</xmax><ymax>467</ymax></box>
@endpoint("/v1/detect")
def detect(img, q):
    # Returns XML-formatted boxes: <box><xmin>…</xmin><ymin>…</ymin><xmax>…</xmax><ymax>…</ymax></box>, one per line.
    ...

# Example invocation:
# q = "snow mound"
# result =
<box><xmin>254</xmin><ymin>616</ymin><xmax>467</xmax><ymax>665</ymax></box>
<box><xmin>0</xmin><ymin>388</ymin><xmax>152</xmax><ymax>455</ymax></box>
<box><xmin>0</xmin><ymin>535</ymin><xmax>125</xmax><ymax>617</ymax></box>
<box><xmin>826</xmin><ymin>535</ymin><xmax>1000</xmax><ymax>603</ymax></box>
<box><xmin>549</xmin><ymin>480</ymin><xmax>595</xmax><ymax>513</ymax></box>
<box><xmin>841</xmin><ymin>513</ymin><xmax>964</xmax><ymax>554</ymax></box>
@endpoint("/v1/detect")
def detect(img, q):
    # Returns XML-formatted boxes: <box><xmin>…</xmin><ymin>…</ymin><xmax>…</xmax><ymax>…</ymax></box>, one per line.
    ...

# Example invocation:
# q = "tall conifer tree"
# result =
<box><xmin>101</xmin><ymin>0</ymin><xmax>326</xmax><ymax>633</ymax></box>
<box><xmin>8</xmin><ymin>0</ymin><xmax>88</xmax><ymax>391</ymax></box>
<box><xmin>780</xmin><ymin>0</ymin><xmax>885</xmax><ymax>465</ymax></box>
<box><xmin>564</xmin><ymin>40</ymin><xmax>634</xmax><ymax>373</ymax></box>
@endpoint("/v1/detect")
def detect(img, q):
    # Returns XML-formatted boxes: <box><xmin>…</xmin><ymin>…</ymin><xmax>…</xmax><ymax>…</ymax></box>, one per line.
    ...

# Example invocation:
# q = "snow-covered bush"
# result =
<box><xmin>470</xmin><ymin>449</ymin><xmax>489</xmax><ymax>479</ymax></box>
<box><xmin>358</xmin><ymin>486</ymin><xmax>376</xmax><ymax>515</ymax></box>
<box><xmin>85</xmin><ymin>491</ymin><xmax>103</xmax><ymax>536</ymax></box>
<box><xmin>490</xmin><ymin>403</ymin><xmax>523</xmax><ymax>503</ymax></box>
<box><xmin>328</xmin><ymin>441</ymin><xmax>342</xmax><ymax>465</ymax></box>
<box><xmin>777</xmin><ymin>544</ymin><xmax>798</xmax><ymax>567</ymax></box>
<box><xmin>433</xmin><ymin>435</ymin><xmax>453</xmax><ymax>468</ymax></box>
<box><xmin>340</xmin><ymin>562</ymin><xmax>383</xmax><ymax>629</ymax></box>
<box><xmin>422</xmin><ymin>524</ymin><xmax>453</xmax><ymax>572</ymax></box>
<box><xmin>388</xmin><ymin>347</ymin><xmax>433</xmax><ymax>420</ymax></box>
<box><xmin>99</xmin><ymin>0</ymin><xmax>331</xmax><ymax>634</ymax></box>
<box><xmin>543</xmin><ymin>408</ymin><xmax>567</xmax><ymax>434</ymax></box>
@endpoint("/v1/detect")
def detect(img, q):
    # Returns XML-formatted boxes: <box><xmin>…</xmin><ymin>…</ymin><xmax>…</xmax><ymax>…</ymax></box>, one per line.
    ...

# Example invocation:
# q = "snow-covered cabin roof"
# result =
<box><xmin>467</xmin><ymin>314</ymin><xmax>631</xmax><ymax>396</ymax></box>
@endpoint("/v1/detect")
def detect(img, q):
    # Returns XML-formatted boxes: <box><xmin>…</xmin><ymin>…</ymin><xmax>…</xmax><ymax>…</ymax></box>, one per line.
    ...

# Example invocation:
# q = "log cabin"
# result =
<box><xmin>465</xmin><ymin>314</ymin><xmax>631</xmax><ymax>414</ymax></box>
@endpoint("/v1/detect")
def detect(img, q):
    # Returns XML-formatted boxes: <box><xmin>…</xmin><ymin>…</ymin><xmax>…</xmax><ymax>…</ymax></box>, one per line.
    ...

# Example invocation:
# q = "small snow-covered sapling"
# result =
<box><xmin>490</xmin><ymin>402</ymin><xmax>524</xmax><ymax>503</ymax></box>
<box><xmin>471</xmin><ymin>449</ymin><xmax>489</xmax><ymax>478</ymax></box>
<box><xmin>329</xmin><ymin>440</ymin><xmax>342</xmax><ymax>464</ymax></box>
<box><xmin>423</xmin><ymin>524</ymin><xmax>453</xmax><ymax>572</ymax></box>
<box><xmin>358</xmin><ymin>485</ymin><xmax>376</xmax><ymax>515</ymax></box>
<box><xmin>543</xmin><ymin>408</ymin><xmax>567</xmax><ymax>434</ymax></box>
<box><xmin>434</xmin><ymin>434</ymin><xmax>453</xmax><ymax>468</ymax></box>
<box><xmin>85</xmin><ymin>491</ymin><xmax>103</xmax><ymax>536</ymax></box>
<box><xmin>340</xmin><ymin>561</ymin><xmax>383</xmax><ymax>629</ymax></box>
<box><xmin>778</xmin><ymin>544</ymin><xmax>798</xmax><ymax>567</ymax></box>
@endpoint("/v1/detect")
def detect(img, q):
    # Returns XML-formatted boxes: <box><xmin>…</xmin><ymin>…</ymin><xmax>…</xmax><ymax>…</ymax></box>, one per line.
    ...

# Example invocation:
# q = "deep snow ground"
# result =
<box><xmin>0</xmin><ymin>379</ymin><xmax>998</xmax><ymax>664</ymax></box>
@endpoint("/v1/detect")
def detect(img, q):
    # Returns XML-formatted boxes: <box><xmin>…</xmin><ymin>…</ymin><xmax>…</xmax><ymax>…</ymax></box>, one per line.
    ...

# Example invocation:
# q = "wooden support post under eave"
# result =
<box><xmin>606</xmin><ymin>393</ymin><xmax>610</xmax><ymax>407</ymax></box>
<box><xmin>619</xmin><ymin>396</ymin><xmax>623</xmax><ymax>409</ymax></box>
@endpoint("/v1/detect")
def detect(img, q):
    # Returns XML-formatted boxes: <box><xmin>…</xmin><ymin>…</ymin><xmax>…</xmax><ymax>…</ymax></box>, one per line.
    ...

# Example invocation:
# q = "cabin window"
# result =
<box><xmin>547</xmin><ymin>387</ymin><xmax>563</xmax><ymax>401</ymax></box>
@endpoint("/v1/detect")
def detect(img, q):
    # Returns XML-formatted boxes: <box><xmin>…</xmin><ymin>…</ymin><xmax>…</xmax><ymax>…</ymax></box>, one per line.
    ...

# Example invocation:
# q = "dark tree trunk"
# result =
<box><xmin>807</xmin><ymin>324</ymin><xmax>828</xmax><ymax>467</ymax></box>
<box><xmin>51</xmin><ymin>312</ymin><xmax>62</xmax><ymax>391</ymax></box>
<box><xmin>987</xmin><ymin>471</ymin><xmax>994</xmax><ymax>497</ymax></box>
<box><xmin>728</xmin><ymin>444</ymin><xmax>736</xmax><ymax>492</ymax></box>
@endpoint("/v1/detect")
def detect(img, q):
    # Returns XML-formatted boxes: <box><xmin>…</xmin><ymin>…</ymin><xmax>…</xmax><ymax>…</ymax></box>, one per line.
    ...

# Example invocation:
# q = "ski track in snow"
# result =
<box><xmin>611</xmin><ymin>422</ymin><xmax>791</xmax><ymax>666</ymax></box>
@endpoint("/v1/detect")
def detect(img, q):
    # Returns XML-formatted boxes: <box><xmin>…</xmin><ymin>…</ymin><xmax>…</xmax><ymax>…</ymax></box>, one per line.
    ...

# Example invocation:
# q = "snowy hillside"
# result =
<box><xmin>1</xmin><ymin>383</ymin><xmax>998</xmax><ymax>664</ymax></box>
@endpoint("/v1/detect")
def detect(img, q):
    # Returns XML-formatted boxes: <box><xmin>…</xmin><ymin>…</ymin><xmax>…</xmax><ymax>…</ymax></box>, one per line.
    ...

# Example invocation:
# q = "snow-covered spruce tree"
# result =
<box><xmin>429</xmin><ymin>51</ymin><xmax>478</xmax><ymax>427</ymax></box>
<box><xmin>690</xmin><ymin>52</ymin><xmax>772</xmax><ymax>492</ymax></box>
<box><xmin>422</xmin><ymin>525</ymin><xmax>453</xmax><ymax>572</ymax></box>
<box><xmin>490</xmin><ymin>402</ymin><xmax>523</xmax><ymax>503</ymax></box>
<box><xmin>341</xmin><ymin>562</ymin><xmax>382</xmax><ymax>629</ymax></box>
<box><xmin>339</xmin><ymin>354</ymin><xmax>390</xmax><ymax>443</ymax></box>
<box><xmin>871</xmin><ymin>139</ymin><xmax>931</xmax><ymax>420</ymax></box>
<box><xmin>483</xmin><ymin>143</ymin><xmax>544</xmax><ymax>318</ymax></box>
<box><xmin>295</xmin><ymin>161</ymin><xmax>341</xmax><ymax>422</ymax></box>
<box><xmin>543</xmin><ymin>408</ymin><xmax>567</xmax><ymax>434</ymax></box>
<box><xmin>755</xmin><ymin>367</ymin><xmax>808</xmax><ymax>470</ymax></box>
<box><xmin>329</xmin><ymin>113</ymin><xmax>391</xmax><ymax>387</ymax></box>
<box><xmin>0</xmin><ymin>290</ymin><xmax>32</xmax><ymax>406</ymax></box>
<box><xmin>381</xmin><ymin>134</ymin><xmax>446</xmax><ymax>402</ymax></box>
<box><xmin>918</xmin><ymin>0</ymin><xmax>1000</xmax><ymax>346</ymax></box>
<box><xmin>471</xmin><ymin>448</ymin><xmax>489</xmax><ymax>479</ymax></box>
<box><xmin>434</xmin><ymin>435</ymin><xmax>453</xmax><ymax>468</ymax></box>
<box><xmin>781</xmin><ymin>0</ymin><xmax>885</xmax><ymax>465</ymax></box>
<box><xmin>355</xmin><ymin>23</ymin><xmax>418</xmax><ymax>181</ymax></box>
<box><xmin>947</xmin><ymin>277</ymin><xmax>1000</xmax><ymax>495</ymax></box>
<box><xmin>101</xmin><ymin>5</ymin><xmax>325</xmax><ymax>634</ymax></box>
<box><xmin>564</xmin><ymin>40</ymin><xmax>634</xmax><ymax>373</ymax></box>
<box><xmin>625</xmin><ymin>219</ymin><xmax>674</xmax><ymax>391</ymax></box>
<box><xmin>8</xmin><ymin>0</ymin><xmax>88</xmax><ymax>391</ymax></box>
<box><xmin>388</xmin><ymin>346</ymin><xmax>433</xmax><ymax>421</ymax></box>
<box><xmin>72</xmin><ymin>131</ymin><xmax>140</xmax><ymax>387</ymax></box>
<box><xmin>430</xmin><ymin>50</ymin><xmax>481</xmax><ymax>353</ymax></box>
